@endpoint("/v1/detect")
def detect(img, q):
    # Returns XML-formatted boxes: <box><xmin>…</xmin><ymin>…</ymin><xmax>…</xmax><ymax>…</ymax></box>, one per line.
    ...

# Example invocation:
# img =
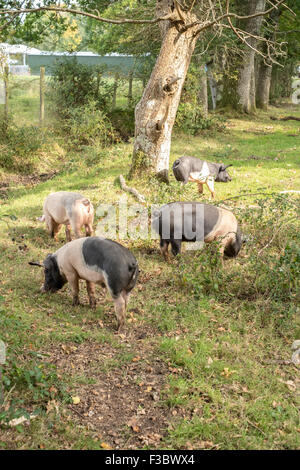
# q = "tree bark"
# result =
<box><xmin>236</xmin><ymin>0</ymin><xmax>266</xmax><ymax>113</ymax></box>
<box><xmin>249</xmin><ymin>62</ymin><xmax>257</xmax><ymax>112</ymax></box>
<box><xmin>206</xmin><ymin>60</ymin><xmax>219</xmax><ymax>110</ymax></box>
<box><xmin>128</xmin><ymin>70</ymin><xmax>133</xmax><ymax>107</ymax></box>
<box><xmin>256</xmin><ymin>61</ymin><xmax>272</xmax><ymax>109</ymax></box>
<box><xmin>256</xmin><ymin>8</ymin><xmax>280</xmax><ymax>110</ymax></box>
<box><xmin>130</xmin><ymin>0</ymin><xmax>198</xmax><ymax>182</ymax></box>
<box><xmin>197</xmin><ymin>63</ymin><xmax>208</xmax><ymax>118</ymax></box>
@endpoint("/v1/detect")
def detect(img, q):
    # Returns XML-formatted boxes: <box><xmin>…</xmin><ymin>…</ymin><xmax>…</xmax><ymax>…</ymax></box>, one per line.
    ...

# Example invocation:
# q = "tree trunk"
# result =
<box><xmin>256</xmin><ymin>8</ymin><xmax>280</xmax><ymax>110</ymax></box>
<box><xmin>197</xmin><ymin>63</ymin><xmax>208</xmax><ymax>118</ymax></box>
<box><xmin>207</xmin><ymin>62</ymin><xmax>218</xmax><ymax>110</ymax></box>
<box><xmin>256</xmin><ymin>61</ymin><xmax>272</xmax><ymax>109</ymax></box>
<box><xmin>128</xmin><ymin>70</ymin><xmax>133</xmax><ymax>107</ymax></box>
<box><xmin>131</xmin><ymin>0</ymin><xmax>198</xmax><ymax>182</ymax></box>
<box><xmin>249</xmin><ymin>62</ymin><xmax>257</xmax><ymax>112</ymax></box>
<box><xmin>236</xmin><ymin>0</ymin><xmax>266</xmax><ymax>113</ymax></box>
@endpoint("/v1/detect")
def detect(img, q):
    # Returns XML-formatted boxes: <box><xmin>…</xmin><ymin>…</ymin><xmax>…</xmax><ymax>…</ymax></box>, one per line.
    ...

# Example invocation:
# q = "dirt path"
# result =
<box><xmin>49</xmin><ymin>322</ymin><xmax>177</xmax><ymax>449</ymax></box>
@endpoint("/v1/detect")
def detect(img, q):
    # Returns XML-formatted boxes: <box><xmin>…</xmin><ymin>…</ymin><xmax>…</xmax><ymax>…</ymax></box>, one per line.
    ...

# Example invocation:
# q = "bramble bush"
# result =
<box><xmin>175</xmin><ymin>64</ymin><xmax>227</xmax><ymax>135</ymax></box>
<box><xmin>0</xmin><ymin>116</ymin><xmax>46</xmax><ymax>173</ymax></box>
<box><xmin>176</xmin><ymin>194</ymin><xmax>300</xmax><ymax>311</ymax></box>
<box><xmin>64</xmin><ymin>101</ymin><xmax>119</xmax><ymax>148</ymax></box>
<box><xmin>48</xmin><ymin>60</ymin><xmax>135</xmax><ymax>146</ymax></box>
<box><xmin>48</xmin><ymin>59</ymin><xmax>113</xmax><ymax>118</ymax></box>
<box><xmin>175</xmin><ymin>102</ymin><xmax>227</xmax><ymax>135</ymax></box>
<box><xmin>0</xmin><ymin>311</ymin><xmax>70</xmax><ymax>426</ymax></box>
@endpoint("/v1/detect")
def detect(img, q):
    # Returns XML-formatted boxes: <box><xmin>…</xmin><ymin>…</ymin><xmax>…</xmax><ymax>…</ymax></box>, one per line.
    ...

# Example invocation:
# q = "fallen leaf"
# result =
<box><xmin>132</xmin><ymin>356</ymin><xmax>141</xmax><ymax>362</ymax></box>
<box><xmin>72</xmin><ymin>396</ymin><xmax>80</xmax><ymax>405</ymax></box>
<box><xmin>128</xmin><ymin>417</ymin><xmax>140</xmax><ymax>433</ymax></box>
<box><xmin>221</xmin><ymin>368</ymin><xmax>237</xmax><ymax>378</ymax></box>
<box><xmin>101</xmin><ymin>442</ymin><xmax>112</xmax><ymax>450</ymax></box>
<box><xmin>199</xmin><ymin>440</ymin><xmax>214</xmax><ymax>449</ymax></box>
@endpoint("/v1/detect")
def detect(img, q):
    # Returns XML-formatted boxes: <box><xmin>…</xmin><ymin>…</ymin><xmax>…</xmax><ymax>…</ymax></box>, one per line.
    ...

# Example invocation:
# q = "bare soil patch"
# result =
<box><xmin>49</xmin><ymin>324</ymin><xmax>176</xmax><ymax>449</ymax></box>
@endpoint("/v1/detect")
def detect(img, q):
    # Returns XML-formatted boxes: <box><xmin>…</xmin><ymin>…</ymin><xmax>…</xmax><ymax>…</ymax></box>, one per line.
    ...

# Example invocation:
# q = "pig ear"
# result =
<box><xmin>28</xmin><ymin>261</ymin><xmax>43</xmax><ymax>267</ymax></box>
<box><xmin>219</xmin><ymin>164</ymin><xmax>232</xmax><ymax>171</ymax></box>
<box><xmin>43</xmin><ymin>254</ymin><xmax>54</xmax><ymax>268</ymax></box>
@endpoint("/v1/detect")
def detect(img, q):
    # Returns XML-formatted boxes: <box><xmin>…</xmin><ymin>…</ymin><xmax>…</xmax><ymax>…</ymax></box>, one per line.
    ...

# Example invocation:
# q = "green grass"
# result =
<box><xmin>1</xmin><ymin>75</ymin><xmax>143</xmax><ymax>127</ymax></box>
<box><xmin>0</xmin><ymin>99</ymin><xmax>299</xmax><ymax>450</ymax></box>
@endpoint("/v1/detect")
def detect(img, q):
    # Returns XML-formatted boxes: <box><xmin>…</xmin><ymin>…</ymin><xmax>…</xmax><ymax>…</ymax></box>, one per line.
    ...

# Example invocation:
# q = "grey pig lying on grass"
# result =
<box><xmin>38</xmin><ymin>191</ymin><xmax>94</xmax><ymax>241</ymax></box>
<box><xmin>29</xmin><ymin>237</ymin><xmax>139</xmax><ymax>331</ymax></box>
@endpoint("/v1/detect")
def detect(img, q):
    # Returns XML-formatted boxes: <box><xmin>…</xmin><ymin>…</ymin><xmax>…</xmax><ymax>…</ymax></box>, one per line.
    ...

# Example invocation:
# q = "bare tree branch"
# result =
<box><xmin>0</xmin><ymin>0</ymin><xmax>290</xmax><ymax>29</ymax></box>
<box><xmin>0</xmin><ymin>5</ymin><xmax>175</xmax><ymax>25</ymax></box>
<box><xmin>0</xmin><ymin>0</ymin><xmax>291</xmax><ymax>67</ymax></box>
<box><xmin>188</xmin><ymin>0</ymin><xmax>289</xmax><ymax>33</ymax></box>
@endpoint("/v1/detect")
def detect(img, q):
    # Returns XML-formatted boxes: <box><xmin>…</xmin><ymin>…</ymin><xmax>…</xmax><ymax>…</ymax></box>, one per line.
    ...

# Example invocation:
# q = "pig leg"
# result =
<box><xmin>113</xmin><ymin>294</ymin><xmax>126</xmax><ymax>331</ymax></box>
<box><xmin>86</xmin><ymin>281</ymin><xmax>96</xmax><ymax>308</ymax></box>
<box><xmin>67</xmin><ymin>271</ymin><xmax>80</xmax><ymax>305</ymax></box>
<box><xmin>70</xmin><ymin>220</ymin><xmax>82</xmax><ymax>239</ymax></box>
<box><xmin>122</xmin><ymin>290</ymin><xmax>131</xmax><ymax>310</ymax></box>
<box><xmin>52</xmin><ymin>222</ymin><xmax>62</xmax><ymax>242</ymax></box>
<box><xmin>65</xmin><ymin>224</ymin><xmax>72</xmax><ymax>242</ymax></box>
<box><xmin>160</xmin><ymin>239</ymin><xmax>170</xmax><ymax>261</ymax></box>
<box><xmin>171</xmin><ymin>240</ymin><xmax>182</xmax><ymax>257</ymax></box>
<box><xmin>85</xmin><ymin>224</ymin><xmax>93</xmax><ymax>237</ymax></box>
<box><xmin>45</xmin><ymin>215</ymin><xmax>59</xmax><ymax>240</ymax></box>
<box><xmin>217</xmin><ymin>238</ymin><xmax>228</xmax><ymax>265</ymax></box>
<box><xmin>206</xmin><ymin>178</ymin><xmax>215</xmax><ymax>200</ymax></box>
<box><xmin>197</xmin><ymin>182</ymin><xmax>204</xmax><ymax>195</ymax></box>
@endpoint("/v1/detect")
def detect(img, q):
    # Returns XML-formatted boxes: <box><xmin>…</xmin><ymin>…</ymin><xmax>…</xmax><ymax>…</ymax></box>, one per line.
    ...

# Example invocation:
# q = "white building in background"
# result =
<box><xmin>0</xmin><ymin>43</ymin><xmax>41</xmax><ymax>74</ymax></box>
<box><xmin>0</xmin><ymin>43</ymin><xmax>141</xmax><ymax>77</ymax></box>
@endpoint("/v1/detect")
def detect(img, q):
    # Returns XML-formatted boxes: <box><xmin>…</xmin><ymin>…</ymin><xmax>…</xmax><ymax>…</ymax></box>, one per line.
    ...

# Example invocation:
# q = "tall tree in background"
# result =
<box><xmin>235</xmin><ymin>0</ymin><xmax>266</xmax><ymax>113</ymax></box>
<box><xmin>256</xmin><ymin>7</ymin><xmax>281</xmax><ymax>110</ymax></box>
<box><xmin>269</xmin><ymin>0</ymin><xmax>300</xmax><ymax>104</ymax></box>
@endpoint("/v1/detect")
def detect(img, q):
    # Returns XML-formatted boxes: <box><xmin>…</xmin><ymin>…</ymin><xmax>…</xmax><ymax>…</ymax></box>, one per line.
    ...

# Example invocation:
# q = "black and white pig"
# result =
<box><xmin>152</xmin><ymin>202</ymin><xmax>242</xmax><ymax>260</ymax></box>
<box><xmin>39</xmin><ymin>191</ymin><xmax>94</xmax><ymax>242</ymax></box>
<box><xmin>29</xmin><ymin>237</ymin><xmax>139</xmax><ymax>331</ymax></box>
<box><xmin>172</xmin><ymin>156</ymin><xmax>232</xmax><ymax>199</ymax></box>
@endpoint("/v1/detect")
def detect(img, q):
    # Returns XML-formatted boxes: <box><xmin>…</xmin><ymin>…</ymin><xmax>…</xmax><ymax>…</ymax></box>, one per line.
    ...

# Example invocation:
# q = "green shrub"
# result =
<box><xmin>174</xmin><ymin>63</ymin><xmax>227</xmax><ymax>135</ymax></box>
<box><xmin>0</xmin><ymin>357</ymin><xmax>70</xmax><ymax>425</ymax></box>
<box><xmin>0</xmin><ymin>117</ymin><xmax>46</xmax><ymax>173</ymax></box>
<box><xmin>176</xmin><ymin>195</ymin><xmax>300</xmax><ymax>306</ymax></box>
<box><xmin>108</xmin><ymin>107</ymin><xmax>135</xmax><ymax>142</ymax></box>
<box><xmin>64</xmin><ymin>101</ymin><xmax>119</xmax><ymax>148</ymax></box>
<box><xmin>175</xmin><ymin>102</ymin><xmax>227</xmax><ymax>135</ymax></box>
<box><xmin>48</xmin><ymin>59</ymin><xmax>113</xmax><ymax>118</ymax></box>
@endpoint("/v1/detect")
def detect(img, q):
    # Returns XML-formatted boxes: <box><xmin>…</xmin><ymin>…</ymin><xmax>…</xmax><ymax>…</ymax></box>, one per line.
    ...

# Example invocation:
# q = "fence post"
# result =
<box><xmin>40</xmin><ymin>67</ymin><xmax>45</xmax><ymax>126</ymax></box>
<box><xmin>112</xmin><ymin>72</ymin><xmax>119</xmax><ymax>109</ymax></box>
<box><xmin>128</xmin><ymin>70</ymin><xmax>133</xmax><ymax>107</ymax></box>
<box><xmin>4</xmin><ymin>65</ymin><xmax>9</xmax><ymax>121</ymax></box>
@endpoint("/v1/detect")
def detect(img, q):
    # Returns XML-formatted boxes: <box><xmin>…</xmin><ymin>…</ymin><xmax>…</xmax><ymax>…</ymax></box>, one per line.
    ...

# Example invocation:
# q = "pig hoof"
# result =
<box><xmin>116</xmin><ymin>322</ymin><xmax>125</xmax><ymax>333</ymax></box>
<box><xmin>72</xmin><ymin>297</ymin><xmax>80</xmax><ymax>306</ymax></box>
<box><xmin>89</xmin><ymin>300</ymin><xmax>96</xmax><ymax>309</ymax></box>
